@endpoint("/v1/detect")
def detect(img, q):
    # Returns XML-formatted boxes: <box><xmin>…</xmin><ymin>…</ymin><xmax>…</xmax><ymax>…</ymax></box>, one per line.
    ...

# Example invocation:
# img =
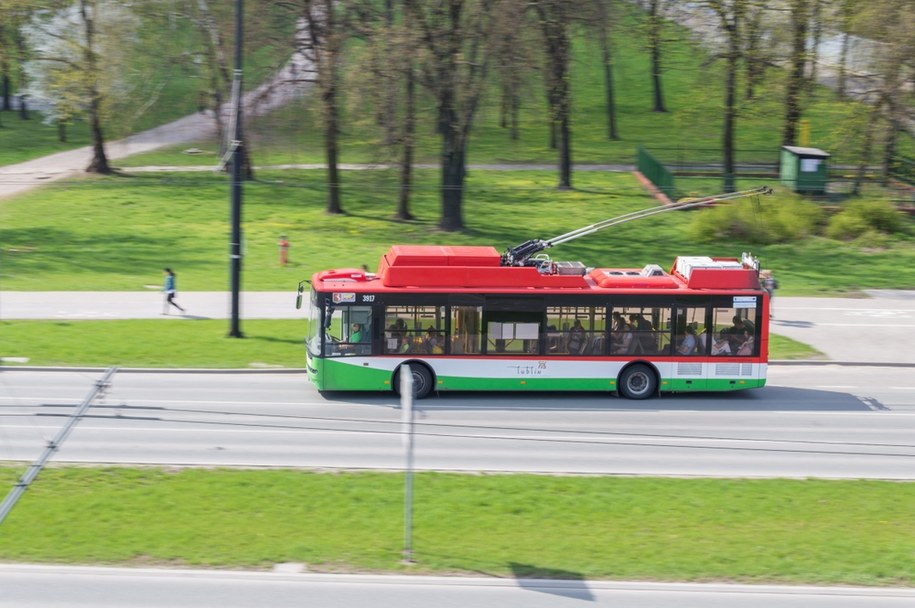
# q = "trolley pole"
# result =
<box><xmin>400</xmin><ymin>366</ymin><xmax>415</xmax><ymax>563</ymax></box>
<box><xmin>0</xmin><ymin>367</ymin><xmax>117</xmax><ymax>525</ymax></box>
<box><xmin>228</xmin><ymin>0</ymin><xmax>244</xmax><ymax>338</ymax></box>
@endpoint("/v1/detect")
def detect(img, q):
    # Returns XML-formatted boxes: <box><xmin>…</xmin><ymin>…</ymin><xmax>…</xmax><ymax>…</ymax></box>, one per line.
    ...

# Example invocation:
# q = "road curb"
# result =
<box><xmin>768</xmin><ymin>360</ymin><xmax>915</xmax><ymax>367</ymax></box>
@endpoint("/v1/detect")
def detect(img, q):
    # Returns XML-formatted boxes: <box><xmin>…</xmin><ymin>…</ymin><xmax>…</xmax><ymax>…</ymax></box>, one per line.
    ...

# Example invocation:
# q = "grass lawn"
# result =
<box><xmin>1</xmin><ymin>170</ymin><xmax>913</xmax><ymax>295</ymax></box>
<box><xmin>0</xmin><ymin>320</ymin><xmax>820</xmax><ymax>368</ymax></box>
<box><xmin>0</xmin><ymin>113</ymin><xmax>93</xmax><ymax>166</ymax></box>
<box><xmin>0</xmin><ymin>320</ymin><xmax>306</xmax><ymax>368</ymax></box>
<box><xmin>0</xmin><ymin>467</ymin><xmax>911</xmax><ymax>586</ymax></box>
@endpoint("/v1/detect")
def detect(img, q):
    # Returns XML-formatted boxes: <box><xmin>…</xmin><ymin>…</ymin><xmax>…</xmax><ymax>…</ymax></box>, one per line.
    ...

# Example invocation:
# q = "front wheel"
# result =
<box><xmin>618</xmin><ymin>364</ymin><xmax>657</xmax><ymax>400</ymax></box>
<box><xmin>393</xmin><ymin>364</ymin><xmax>434</xmax><ymax>399</ymax></box>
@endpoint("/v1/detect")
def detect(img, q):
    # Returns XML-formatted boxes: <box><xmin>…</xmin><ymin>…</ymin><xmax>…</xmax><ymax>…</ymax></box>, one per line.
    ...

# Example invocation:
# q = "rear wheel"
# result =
<box><xmin>393</xmin><ymin>364</ymin><xmax>434</xmax><ymax>399</ymax></box>
<box><xmin>619</xmin><ymin>364</ymin><xmax>657</xmax><ymax>400</ymax></box>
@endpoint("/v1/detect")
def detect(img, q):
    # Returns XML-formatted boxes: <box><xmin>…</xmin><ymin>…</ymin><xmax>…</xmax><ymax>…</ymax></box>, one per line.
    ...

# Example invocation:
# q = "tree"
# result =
<box><xmin>491</xmin><ymin>0</ymin><xmax>532</xmax><ymax>141</ymax></box>
<box><xmin>707</xmin><ymin>0</ymin><xmax>746</xmax><ymax>192</ymax></box>
<box><xmin>23</xmin><ymin>0</ymin><xmax>137</xmax><ymax>174</ymax></box>
<box><xmin>348</xmin><ymin>0</ymin><xmax>421</xmax><ymax>220</ymax></box>
<box><xmin>185</xmin><ymin>0</ymin><xmax>254</xmax><ymax>180</ymax></box>
<box><xmin>742</xmin><ymin>1</ymin><xmax>771</xmax><ymax>100</ymax></box>
<box><xmin>852</xmin><ymin>0</ymin><xmax>914</xmax><ymax>183</ymax></box>
<box><xmin>0</xmin><ymin>0</ymin><xmax>36</xmax><ymax>119</ymax></box>
<box><xmin>285</xmin><ymin>0</ymin><xmax>346</xmax><ymax>215</ymax></box>
<box><xmin>406</xmin><ymin>0</ymin><xmax>503</xmax><ymax>232</ymax></box>
<box><xmin>534</xmin><ymin>0</ymin><xmax>573</xmax><ymax>189</ymax></box>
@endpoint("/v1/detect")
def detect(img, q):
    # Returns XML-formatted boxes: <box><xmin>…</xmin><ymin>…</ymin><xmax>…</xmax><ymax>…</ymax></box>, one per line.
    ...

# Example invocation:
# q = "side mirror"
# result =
<box><xmin>295</xmin><ymin>281</ymin><xmax>307</xmax><ymax>310</ymax></box>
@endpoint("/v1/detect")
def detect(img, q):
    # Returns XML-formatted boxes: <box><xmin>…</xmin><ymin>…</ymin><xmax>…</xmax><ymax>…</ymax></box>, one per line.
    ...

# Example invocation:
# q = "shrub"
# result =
<box><xmin>687</xmin><ymin>193</ymin><xmax>823</xmax><ymax>245</ymax></box>
<box><xmin>826</xmin><ymin>199</ymin><xmax>908</xmax><ymax>240</ymax></box>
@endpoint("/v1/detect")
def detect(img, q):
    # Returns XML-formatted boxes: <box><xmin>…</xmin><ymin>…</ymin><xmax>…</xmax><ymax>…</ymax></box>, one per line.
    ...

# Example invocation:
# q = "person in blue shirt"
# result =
<box><xmin>163</xmin><ymin>268</ymin><xmax>186</xmax><ymax>314</ymax></box>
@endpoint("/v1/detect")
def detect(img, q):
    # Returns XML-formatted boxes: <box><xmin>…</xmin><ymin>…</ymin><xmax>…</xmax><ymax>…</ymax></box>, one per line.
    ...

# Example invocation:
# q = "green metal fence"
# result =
<box><xmin>637</xmin><ymin>146</ymin><xmax>677</xmax><ymax>198</ymax></box>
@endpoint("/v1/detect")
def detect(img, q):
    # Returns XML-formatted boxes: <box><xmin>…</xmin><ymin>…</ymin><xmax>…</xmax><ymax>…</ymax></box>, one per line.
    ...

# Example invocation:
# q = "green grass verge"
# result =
<box><xmin>0</xmin><ymin>467</ymin><xmax>911</xmax><ymax>585</ymax></box>
<box><xmin>768</xmin><ymin>334</ymin><xmax>825</xmax><ymax>360</ymax></box>
<box><xmin>0</xmin><ymin>319</ymin><xmax>820</xmax><ymax>368</ymax></box>
<box><xmin>1</xmin><ymin>170</ymin><xmax>913</xmax><ymax>294</ymax></box>
<box><xmin>0</xmin><ymin>320</ymin><xmax>305</xmax><ymax>369</ymax></box>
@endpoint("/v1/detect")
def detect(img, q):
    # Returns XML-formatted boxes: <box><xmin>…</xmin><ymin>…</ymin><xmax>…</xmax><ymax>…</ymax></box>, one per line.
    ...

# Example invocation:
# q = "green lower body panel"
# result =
<box><xmin>309</xmin><ymin>356</ymin><xmax>766</xmax><ymax>395</ymax></box>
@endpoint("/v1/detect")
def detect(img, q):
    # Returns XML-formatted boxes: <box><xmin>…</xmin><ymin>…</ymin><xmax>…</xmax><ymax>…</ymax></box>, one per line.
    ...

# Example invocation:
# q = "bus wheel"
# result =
<box><xmin>393</xmin><ymin>364</ymin><xmax>434</xmax><ymax>400</ymax></box>
<box><xmin>619</xmin><ymin>364</ymin><xmax>657</xmax><ymax>400</ymax></box>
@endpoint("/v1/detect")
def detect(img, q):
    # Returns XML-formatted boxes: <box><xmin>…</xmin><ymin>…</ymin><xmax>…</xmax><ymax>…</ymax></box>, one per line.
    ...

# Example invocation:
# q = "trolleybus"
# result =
<box><xmin>297</xmin><ymin>188</ymin><xmax>773</xmax><ymax>399</ymax></box>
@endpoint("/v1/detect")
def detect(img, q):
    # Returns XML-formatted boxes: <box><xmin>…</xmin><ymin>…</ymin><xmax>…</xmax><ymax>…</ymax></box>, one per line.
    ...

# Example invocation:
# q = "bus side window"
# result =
<box><xmin>712</xmin><ymin>306</ymin><xmax>757</xmax><ymax>356</ymax></box>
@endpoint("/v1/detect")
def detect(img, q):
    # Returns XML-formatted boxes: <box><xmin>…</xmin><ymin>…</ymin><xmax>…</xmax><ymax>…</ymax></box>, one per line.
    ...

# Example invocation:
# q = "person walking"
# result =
<box><xmin>162</xmin><ymin>268</ymin><xmax>186</xmax><ymax>314</ymax></box>
<box><xmin>761</xmin><ymin>269</ymin><xmax>778</xmax><ymax>319</ymax></box>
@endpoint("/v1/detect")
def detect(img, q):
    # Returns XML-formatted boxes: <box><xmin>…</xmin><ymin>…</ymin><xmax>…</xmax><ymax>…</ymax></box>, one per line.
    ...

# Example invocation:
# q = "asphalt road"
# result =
<box><xmin>2</xmin><ymin>367</ymin><xmax>912</xmax><ymax>479</ymax></box>
<box><xmin>4</xmin><ymin>565</ymin><xmax>915</xmax><ymax>608</ymax></box>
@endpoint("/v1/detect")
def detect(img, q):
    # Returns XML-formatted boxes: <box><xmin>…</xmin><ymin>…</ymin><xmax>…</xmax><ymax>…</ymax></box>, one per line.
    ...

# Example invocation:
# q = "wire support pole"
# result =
<box><xmin>400</xmin><ymin>366</ymin><xmax>415</xmax><ymax>564</ymax></box>
<box><xmin>228</xmin><ymin>0</ymin><xmax>244</xmax><ymax>338</ymax></box>
<box><xmin>0</xmin><ymin>367</ymin><xmax>118</xmax><ymax>526</ymax></box>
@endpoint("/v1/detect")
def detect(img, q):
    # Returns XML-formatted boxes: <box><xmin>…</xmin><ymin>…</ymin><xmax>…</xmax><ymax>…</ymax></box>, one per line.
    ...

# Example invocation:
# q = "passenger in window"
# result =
<box><xmin>711</xmin><ymin>332</ymin><xmax>732</xmax><ymax>356</ymax></box>
<box><xmin>567</xmin><ymin>320</ymin><xmax>586</xmax><ymax>354</ymax></box>
<box><xmin>724</xmin><ymin>316</ymin><xmax>753</xmax><ymax>351</ymax></box>
<box><xmin>424</xmin><ymin>327</ymin><xmax>443</xmax><ymax>354</ymax></box>
<box><xmin>736</xmin><ymin>330</ymin><xmax>755</xmax><ymax>356</ymax></box>
<box><xmin>677</xmin><ymin>325</ymin><xmax>697</xmax><ymax>355</ymax></box>
<box><xmin>350</xmin><ymin>323</ymin><xmax>365</xmax><ymax>343</ymax></box>
<box><xmin>630</xmin><ymin>313</ymin><xmax>655</xmax><ymax>353</ymax></box>
<box><xmin>386</xmin><ymin>318</ymin><xmax>407</xmax><ymax>352</ymax></box>
<box><xmin>611</xmin><ymin>311</ymin><xmax>625</xmax><ymax>332</ymax></box>
<box><xmin>611</xmin><ymin>321</ymin><xmax>633</xmax><ymax>354</ymax></box>
<box><xmin>697</xmin><ymin>329</ymin><xmax>708</xmax><ymax>353</ymax></box>
<box><xmin>546</xmin><ymin>325</ymin><xmax>561</xmax><ymax>352</ymax></box>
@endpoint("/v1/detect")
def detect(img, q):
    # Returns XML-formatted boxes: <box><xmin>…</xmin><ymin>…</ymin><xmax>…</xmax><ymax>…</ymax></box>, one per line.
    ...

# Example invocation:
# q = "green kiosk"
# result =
<box><xmin>780</xmin><ymin>146</ymin><xmax>830</xmax><ymax>194</ymax></box>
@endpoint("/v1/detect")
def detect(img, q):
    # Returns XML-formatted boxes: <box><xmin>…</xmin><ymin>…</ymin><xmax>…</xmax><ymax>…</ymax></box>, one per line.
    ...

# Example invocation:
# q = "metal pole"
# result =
<box><xmin>0</xmin><ymin>367</ymin><xmax>117</xmax><ymax>525</ymax></box>
<box><xmin>228</xmin><ymin>0</ymin><xmax>244</xmax><ymax>338</ymax></box>
<box><xmin>400</xmin><ymin>366</ymin><xmax>415</xmax><ymax>563</ymax></box>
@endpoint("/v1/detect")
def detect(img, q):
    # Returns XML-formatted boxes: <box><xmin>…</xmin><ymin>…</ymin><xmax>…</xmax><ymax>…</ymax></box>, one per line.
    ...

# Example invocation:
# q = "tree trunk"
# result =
<box><xmin>58</xmin><ymin>121</ymin><xmax>67</xmax><ymax>143</ymax></box>
<box><xmin>807</xmin><ymin>0</ymin><xmax>822</xmax><ymax>92</ymax></box>
<box><xmin>782</xmin><ymin>0</ymin><xmax>808</xmax><ymax>147</ymax></box>
<box><xmin>18</xmin><ymin>94</ymin><xmax>28</xmax><ymax>120</ymax></box>
<box><xmin>600</xmin><ymin>31</ymin><xmax>618</xmax><ymax>140</ymax></box>
<box><xmin>837</xmin><ymin>30</ymin><xmax>849</xmax><ymax>99</ymax></box>
<box><xmin>853</xmin><ymin>105</ymin><xmax>880</xmax><ymax>196</ymax></box>
<box><xmin>536</xmin><ymin>0</ymin><xmax>572</xmax><ymax>189</ymax></box>
<box><xmin>80</xmin><ymin>0</ymin><xmax>112</xmax><ymax>174</ymax></box>
<box><xmin>881</xmin><ymin>118</ymin><xmax>898</xmax><ymax>185</ymax></box>
<box><xmin>1</xmin><ymin>72</ymin><xmax>11</xmax><ymax>111</ymax></box>
<box><xmin>723</xmin><ymin>47</ymin><xmax>737</xmax><ymax>193</ymax></box>
<box><xmin>439</xmin><ymin>107</ymin><xmax>465</xmax><ymax>232</ymax></box>
<box><xmin>648</xmin><ymin>0</ymin><xmax>666</xmax><ymax>113</ymax></box>
<box><xmin>86</xmin><ymin>99</ymin><xmax>112</xmax><ymax>174</ymax></box>
<box><xmin>396</xmin><ymin>62</ymin><xmax>416</xmax><ymax>221</ymax></box>
<box><xmin>323</xmin><ymin>80</ymin><xmax>342</xmax><ymax>215</ymax></box>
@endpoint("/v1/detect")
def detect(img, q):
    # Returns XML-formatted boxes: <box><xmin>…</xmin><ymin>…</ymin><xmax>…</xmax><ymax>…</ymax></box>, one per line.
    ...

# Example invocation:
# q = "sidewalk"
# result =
<box><xmin>2</xmin><ymin>290</ymin><xmax>913</xmax><ymax>365</ymax></box>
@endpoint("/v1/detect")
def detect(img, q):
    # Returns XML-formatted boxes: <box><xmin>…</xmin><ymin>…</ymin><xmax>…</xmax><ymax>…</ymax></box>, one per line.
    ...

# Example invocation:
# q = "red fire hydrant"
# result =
<box><xmin>278</xmin><ymin>235</ymin><xmax>289</xmax><ymax>266</ymax></box>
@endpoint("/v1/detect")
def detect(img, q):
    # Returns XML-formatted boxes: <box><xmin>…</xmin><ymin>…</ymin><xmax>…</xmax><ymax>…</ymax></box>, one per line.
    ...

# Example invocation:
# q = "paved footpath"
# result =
<box><xmin>2</xmin><ymin>290</ymin><xmax>913</xmax><ymax>365</ymax></box>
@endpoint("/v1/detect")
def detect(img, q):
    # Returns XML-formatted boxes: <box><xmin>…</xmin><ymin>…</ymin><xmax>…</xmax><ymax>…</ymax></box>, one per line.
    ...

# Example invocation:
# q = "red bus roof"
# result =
<box><xmin>312</xmin><ymin>246</ymin><xmax>762</xmax><ymax>293</ymax></box>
